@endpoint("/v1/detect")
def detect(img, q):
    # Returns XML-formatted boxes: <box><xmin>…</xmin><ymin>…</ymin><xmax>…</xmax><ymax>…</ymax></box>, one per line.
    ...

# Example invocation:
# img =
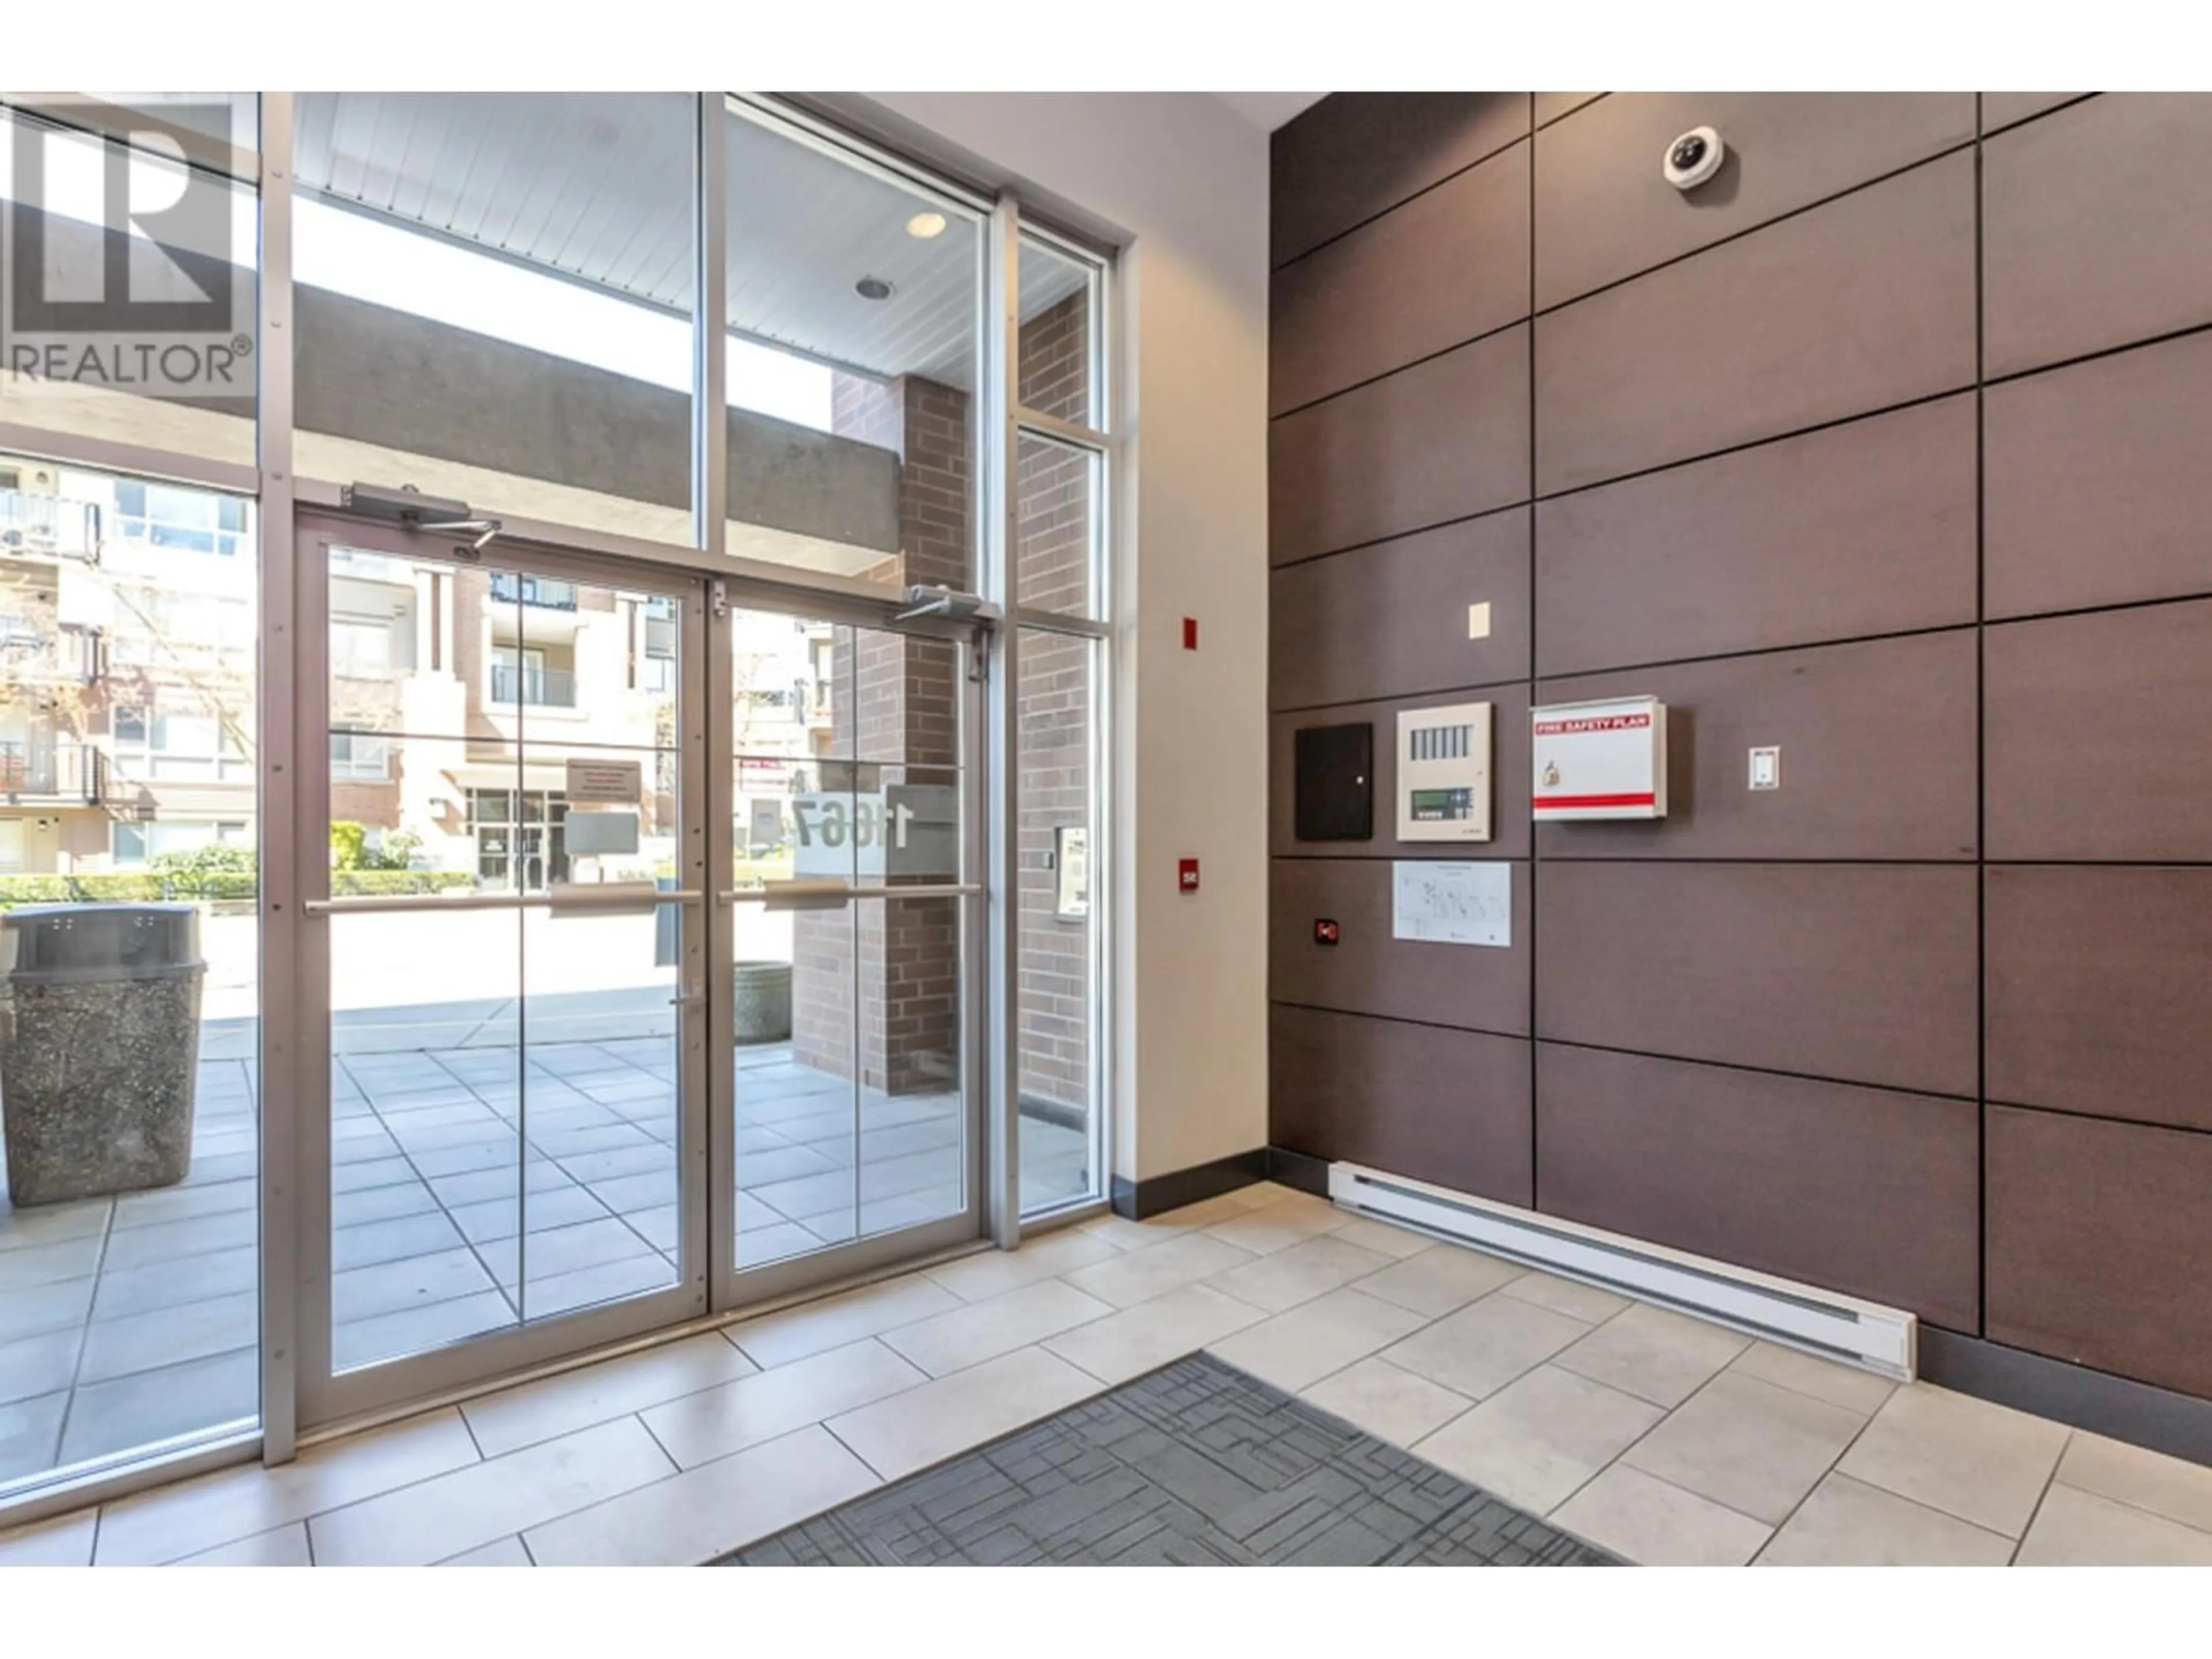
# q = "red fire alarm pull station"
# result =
<box><xmin>1178</xmin><ymin>858</ymin><xmax>1200</xmax><ymax>893</ymax></box>
<box><xmin>1182</xmin><ymin>617</ymin><xmax>1198</xmax><ymax>650</ymax></box>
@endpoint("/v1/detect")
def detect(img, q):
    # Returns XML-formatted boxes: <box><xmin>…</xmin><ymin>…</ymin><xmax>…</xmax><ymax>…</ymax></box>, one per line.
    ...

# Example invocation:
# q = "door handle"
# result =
<box><xmin>669</xmin><ymin>987</ymin><xmax>707</xmax><ymax>1009</ymax></box>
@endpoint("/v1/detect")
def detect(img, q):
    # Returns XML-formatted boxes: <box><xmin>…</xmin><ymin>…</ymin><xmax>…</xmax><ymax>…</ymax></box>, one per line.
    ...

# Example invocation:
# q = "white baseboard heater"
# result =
<box><xmin>1328</xmin><ymin>1162</ymin><xmax>1916</xmax><ymax>1380</ymax></box>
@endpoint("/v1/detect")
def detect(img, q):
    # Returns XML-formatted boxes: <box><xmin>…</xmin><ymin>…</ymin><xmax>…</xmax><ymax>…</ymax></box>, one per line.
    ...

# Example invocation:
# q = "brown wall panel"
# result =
<box><xmin>1533</xmin><ymin>631</ymin><xmax>1980</xmax><ymax>862</ymax></box>
<box><xmin>1271</xmin><ymin>512</ymin><xmax>1530</xmax><ymax>710</ymax></box>
<box><xmin>1535</xmin><ymin>93</ymin><xmax>1604</xmax><ymax>126</ymax></box>
<box><xmin>1537</xmin><ymin>1044</ymin><xmax>1979</xmax><ymax>1330</ymax></box>
<box><xmin>1987</xmin><ymin>866</ymin><xmax>2212</xmax><ymax>1132</ymax></box>
<box><xmin>1270</xmin><ymin>684</ymin><xmax>1532</xmax><ymax>861</ymax></box>
<box><xmin>1272</xmin><ymin>94</ymin><xmax>1529</xmax><ymax>268</ymax></box>
<box><xmin>1271</xmin><ymin>144</ymin><xmax>1529</xmax><ymax>415</ymax></box>
<box><xmin>1986</xmin><ymin>599</ymin><xmax>2212</xmax><ymax>861</ymax></box>
<box><xmin>1535</xmin><ymin>395</ymin><xmax>1978</xmax><ymax>675</ymax></box>
<box><xmin>1986</xmin><ymin>331</ymin><xmax>2212</xmax><ymax>619</ymax></box>
<box><xmin>1271</xmin><ymin>857</ymin><xmax>1530</xmax><ymax>1033</ymax></box>
<box><xmin>1982</xmin><ymin>92</ymin><xmax>2092</xmax><ymax>132</ymax></box>
<box><xmin>1535</xmin><ymin>151</ymin><xmax>1976</xmax><ymax>495</ymax></box>
<box><xmin>1535</xmin><ymin>93</ymin><xmax>1974</xmax><ymax>309</ymax></box>
<box><xmin>1988</xmin><ymin>1107</ymin><xmax>2212</xmax><ymax>1400</ymax></box>
<box><xmin>1270</xmin><ymin>1005</ymin><xmax>1532</xmax><ymax>1205</ymax></box>
<box><xmin>1270</xmin><ymin>326</ymin><xmax>1529</xmax><ymax>564</ymax></box>
<box><xmin>1535</xmin><ymin>862</ymin><xmax>1979</xmax><ymax>1096</ymax></box>
<box><xmin>1985</xmin><ymin>95</ymin><xmax>2212</xmax><ymax>377</ymax></box>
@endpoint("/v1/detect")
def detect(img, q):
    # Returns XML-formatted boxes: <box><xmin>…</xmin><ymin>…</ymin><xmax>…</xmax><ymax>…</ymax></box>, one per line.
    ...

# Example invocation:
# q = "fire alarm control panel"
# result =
<box><xmin>1531</xmin><ymin>695</ymin><xmax>1668</xmax><ymax>821</ymax></box>
<box><xmin>1395</xmin><ymin>702</ymin><xmax>1493</xmax><ymax>843</ymax></box>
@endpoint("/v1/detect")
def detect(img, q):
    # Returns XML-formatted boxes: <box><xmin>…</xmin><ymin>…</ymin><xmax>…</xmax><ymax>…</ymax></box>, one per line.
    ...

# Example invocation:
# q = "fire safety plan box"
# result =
<box><xmin>1531</xmin><ymin>695</ymin><xmax>1668</xmax><ymax>821</ymax></box>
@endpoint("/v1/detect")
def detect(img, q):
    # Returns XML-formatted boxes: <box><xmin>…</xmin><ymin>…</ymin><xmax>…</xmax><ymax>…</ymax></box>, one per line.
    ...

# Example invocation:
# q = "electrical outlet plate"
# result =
<box><xmin>1749</xmin><ymin>746</ymin><xmax>1781</xmax><ymax>791</ymax></box>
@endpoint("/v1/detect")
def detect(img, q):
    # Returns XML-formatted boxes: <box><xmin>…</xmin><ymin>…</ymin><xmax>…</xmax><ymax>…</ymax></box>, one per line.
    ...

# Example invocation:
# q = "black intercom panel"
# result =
<box><xmin>1293</xmin><ymin>722</ymin><xmax>1373</xmax><ymax>842</ymax></box>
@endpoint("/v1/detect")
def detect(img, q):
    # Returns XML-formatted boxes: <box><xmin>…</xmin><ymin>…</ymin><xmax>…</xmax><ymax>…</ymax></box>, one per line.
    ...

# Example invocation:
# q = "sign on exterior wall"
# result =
<box><xmin>1055</xmin><ymin>824</ymin><xmax>1089</xmax><ymax>919</ymax></box>
<box><xmin>565</xmin><ymin>757</ymin><xmax>642</xmax><ymax>805</ymax></box>
<box><xmin>790</xmin><ymin>783</ymin><xmax>958</xmax><ymax>881</ymax></box>
<box><xmin>1531</xmin><ymin>696</ymin><xmax>1668</xmax><ymax>821</ymax></box>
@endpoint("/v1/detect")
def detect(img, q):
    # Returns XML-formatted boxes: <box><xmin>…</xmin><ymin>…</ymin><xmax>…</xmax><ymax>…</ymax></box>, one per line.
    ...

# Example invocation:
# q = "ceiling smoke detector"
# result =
<box><xmin>855</xmin><ymin>275</ymin><xmax>893</xmax><ymax>301</ymax></box>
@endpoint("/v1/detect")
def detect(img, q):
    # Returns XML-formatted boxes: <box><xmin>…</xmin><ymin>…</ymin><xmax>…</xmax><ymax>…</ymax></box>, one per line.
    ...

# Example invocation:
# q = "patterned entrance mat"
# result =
<box><xmin>714</xmin><ymin>1352</ymin><xmax>1624</xmax><ymax>1566</ymax></box>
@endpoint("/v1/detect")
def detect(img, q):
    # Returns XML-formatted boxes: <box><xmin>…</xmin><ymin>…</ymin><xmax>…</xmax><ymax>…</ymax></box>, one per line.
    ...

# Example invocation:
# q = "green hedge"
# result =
<box><xmin>0</xmin><ymin>870</ymin><xmax>478</xmax><ymax>908</ymax></box>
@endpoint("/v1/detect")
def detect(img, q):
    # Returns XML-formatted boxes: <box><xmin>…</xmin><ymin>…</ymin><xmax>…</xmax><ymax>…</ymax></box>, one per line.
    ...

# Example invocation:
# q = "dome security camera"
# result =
<box><xmin>1663</xmin><ymin>126</ymin><xmax>1725</xmax><ymax>191</ymax></box>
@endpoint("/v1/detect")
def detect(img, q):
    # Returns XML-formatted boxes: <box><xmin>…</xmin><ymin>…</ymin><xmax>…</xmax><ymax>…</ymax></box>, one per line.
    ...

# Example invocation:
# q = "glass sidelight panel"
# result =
<box><xmin>0</xmin><ymin>459</ymin><xmax>261</xmax><ymax>1499</ymax></box>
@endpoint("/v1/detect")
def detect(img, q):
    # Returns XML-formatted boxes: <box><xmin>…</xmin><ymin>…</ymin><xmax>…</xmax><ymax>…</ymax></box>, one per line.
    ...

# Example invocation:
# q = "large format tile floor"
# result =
<box><xmin>0</xmin><ymin>1031</ymin><xmax>1088</xmax><ymax>1493</ymax></box>
<box><xmin>4</xmin><ymin>1180</ymin><xmax>2209</xmax><ymax>1566</ymax></box>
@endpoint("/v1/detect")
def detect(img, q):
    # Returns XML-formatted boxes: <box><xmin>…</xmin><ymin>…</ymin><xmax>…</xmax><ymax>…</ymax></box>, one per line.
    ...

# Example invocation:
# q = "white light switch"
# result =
<box><xmin>1467</xmin><ymin>601</ymin><xmax>1491</xmax><ymax>641</ymax></box>
<box><xmin>1748</xmin><ymin>746</ymin><xmax>1781</xmax><ymax>790</ymax></box>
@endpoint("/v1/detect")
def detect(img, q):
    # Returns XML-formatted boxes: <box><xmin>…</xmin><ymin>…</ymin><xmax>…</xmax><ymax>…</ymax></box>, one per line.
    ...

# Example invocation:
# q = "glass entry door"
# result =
<box><xmin>294</xmin><ymin>513</ymin><xmax>709</xmax><ymax>1427</ymax></box>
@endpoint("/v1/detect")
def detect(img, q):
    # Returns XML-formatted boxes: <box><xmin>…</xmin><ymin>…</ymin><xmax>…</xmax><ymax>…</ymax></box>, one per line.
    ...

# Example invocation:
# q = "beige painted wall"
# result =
<box><xmin>832</xmin><ymin>93</ymin><xmax>1272</xmax><ymax>1184</ymax></box>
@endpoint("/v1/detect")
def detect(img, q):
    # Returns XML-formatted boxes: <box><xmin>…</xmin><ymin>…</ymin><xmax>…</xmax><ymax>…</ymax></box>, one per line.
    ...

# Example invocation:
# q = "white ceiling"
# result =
<box><xmin>293</xmin><ymin>92</ymin><xmax>1088</xmax><ymax>391</ymax></box>
<box><xmin>1210</xmin><ymin>93</ymin><xmax>1328</xmax><ymax>131</ymax></box>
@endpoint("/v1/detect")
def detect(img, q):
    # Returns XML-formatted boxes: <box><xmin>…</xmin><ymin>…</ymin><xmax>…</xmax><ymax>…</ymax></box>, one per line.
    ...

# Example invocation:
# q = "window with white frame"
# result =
<box><xmin>112</xmin><ymin>818</ymin><xmax>249</xmax><ymax>867</ymax></box>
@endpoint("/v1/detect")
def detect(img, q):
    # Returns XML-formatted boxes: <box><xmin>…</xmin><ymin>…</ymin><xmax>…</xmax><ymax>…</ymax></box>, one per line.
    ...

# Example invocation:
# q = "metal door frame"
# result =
<box><xmin>290</xmin><ymin>508</ymin><xmax>714</xmax><ymax>1430</ymax></box>
<box><xmin>288</xmin><ymin>503</ymin><xmax>993</xmax><ymax>1433</ymax></box>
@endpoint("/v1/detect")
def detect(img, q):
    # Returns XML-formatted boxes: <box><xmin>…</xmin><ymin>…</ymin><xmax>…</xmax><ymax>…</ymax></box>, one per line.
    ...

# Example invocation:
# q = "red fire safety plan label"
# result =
<box><xmin>1530</xmin><ymin>695</ymin><xmax>1668</xmax><ymax>821</ymax></box>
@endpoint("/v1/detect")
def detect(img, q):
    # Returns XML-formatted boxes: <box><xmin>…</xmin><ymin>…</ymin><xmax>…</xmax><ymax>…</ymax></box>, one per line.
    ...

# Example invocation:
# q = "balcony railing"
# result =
<box><xmin>0</xmin><ymin>491</ymin><xmax>101</xmax><ymax>562</ymax></box>
<box><xmin>0</xmin><ymin>741</ymin><xmax>106</xmax><ymax>804</ymax></box>
<box><xmin>490</xmin><ymin>664</ymin><xmax>577</xmax><ymax>708</ymax></box>
<box><xmin>488</xmin><ymin>571</ymin><xmax>578</xmax><ymax>610</ymax></box>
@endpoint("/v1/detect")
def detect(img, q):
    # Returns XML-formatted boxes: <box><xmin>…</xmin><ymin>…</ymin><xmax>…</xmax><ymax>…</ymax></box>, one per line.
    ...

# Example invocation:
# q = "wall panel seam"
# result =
<box><xmin>1983</xmin><ymin>1096</ymin><xmax>2212</xmax><ymax>1142</ymax></box>
<box><xmin>1271</xmin><ymin>132</ymin><xmax>1532</xmax><ymax>275</ymax></box>
<box><xmin>1532</xmin><ymin>138</ymin><xmax>1977</xmax><ymax>318</ymax></box>
<box><xmin>1271</xmin><ymin>1001</ymin><xmax>1531</xmax><ymax>1045</ymax></box>
<box><xmin>1269</xmin><ymin>498</ymin><xmax>1530</xmax><ymax>573</ymax></box>
<box><xmin>1268</xmin><ymin>310</ymin><xmax>1532</xmax><ymax>424</ymax></box>
<box><xmin>1528</xmin><ymin>1035</ymin><xmax>1981</xmax><ymax>1105</ymax></box>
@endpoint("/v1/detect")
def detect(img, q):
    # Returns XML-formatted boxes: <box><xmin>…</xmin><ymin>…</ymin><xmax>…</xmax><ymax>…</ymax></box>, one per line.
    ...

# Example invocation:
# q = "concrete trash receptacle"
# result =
<box><xmin>732</xmin><ymin>961</ymin><xmax>792</xmax><ymax>1044</ymax></box>
<box><xmin>0</xmin><ymin>903</ymin><xmax>206</xmax><ymax>1207</ymax></box>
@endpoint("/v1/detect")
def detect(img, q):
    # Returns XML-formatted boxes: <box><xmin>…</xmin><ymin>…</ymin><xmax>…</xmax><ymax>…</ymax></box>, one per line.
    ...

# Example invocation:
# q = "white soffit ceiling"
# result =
<box><xmin>293</xmin><ymin>92</ymin><xmax>1088</xmax><ymax>391</ymax></box>
<box><xmin>1210</xmin><ymin>92</ymin><xmax>1328</xmax><ymax>130</ymax></box>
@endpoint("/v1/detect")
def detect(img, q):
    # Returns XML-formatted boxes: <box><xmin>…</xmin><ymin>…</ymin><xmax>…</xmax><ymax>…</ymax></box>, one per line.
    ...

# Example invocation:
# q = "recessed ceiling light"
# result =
<box><xmin>855</xmin><ymin>276</ymin><xmax>893</xmax><ymax>301</ymax></box>
<box><xmin>906</xmin><ymin>211</ymin><xmax>947</xmax><ymax>240</ymax></box>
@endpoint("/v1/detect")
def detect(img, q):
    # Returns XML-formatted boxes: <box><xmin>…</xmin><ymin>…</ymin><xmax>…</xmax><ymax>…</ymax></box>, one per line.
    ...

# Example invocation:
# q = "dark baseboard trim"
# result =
<box><xmin>1110</xmin><ymin>1148</ymin><xmax>1268</xmax><ymax>1220</ymax></box>
<box><xmin>1919</xmin><ymin>1327</ymin><xmax>2212</xmax><ymax>1471</ymax></box>
<box><xmin>1265</xmin><ymin>1145</ymin><xmax>1332</xmax><ymax>1198</ymax></box>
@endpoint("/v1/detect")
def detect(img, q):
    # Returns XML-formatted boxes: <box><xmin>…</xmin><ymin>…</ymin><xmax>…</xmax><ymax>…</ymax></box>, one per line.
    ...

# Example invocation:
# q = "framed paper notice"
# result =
<box><xmin>1391</xmin><ymin>860</ymin><xmax>1510</xmax><ymax>948</ymax></box>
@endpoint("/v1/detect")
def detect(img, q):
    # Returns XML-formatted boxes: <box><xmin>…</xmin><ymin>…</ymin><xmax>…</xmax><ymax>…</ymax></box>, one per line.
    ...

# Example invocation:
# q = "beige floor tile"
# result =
<box><xmin>1140</xmin><ymin>1192</ymin><xmax>1258</xmax><ymax>1230</ymax></box>
<box><xmin>724</xmin><ymin>1273</ymin><xmax>961</xmax><ymax>1370</ymax></box>
<box><xmin>94</xmin><ymin>1406</ymin><xmax>482</xmax><ymax>1566</ymax></box>
<box><xmin>1063</xmin><ymin>1231</ymin><xmax>1256</xmax><ymax>1310</ymax></box>
<box><xmin>527</xmin><ymin>1425</ymin><xmax>878</xmax><ymax>1567</ymax></box>
<box><xmin>462</xmin><ymin>1331</ymin><xmax>759</xmax><ymax>1458</ymax></box>
<box><xmin>922</xmin><ymin>1230</ymin><xmax>1120</xmax><ymax>1302</ymax></box>
<box><xmin>1207</xmin><ymin>1234</ymin><xmax>1392</xmax><ymax>1314</ymax></box>
<box><xmin>1325</xmin><ymin>1217</ymin><xmax>1438</xmax><ymax>1260</ymax></box>
<box><xmin>1302</xmin><ymin>1357</ymin><xmax>1474</xmax><ymax>1450</ymax></box>
<box><xmin>1493</xmin><ymin>1270</ymin><xmax>1631</xmax><ymax>1324</ymax></box>
<box><xmin>309</xmin><ymin>1415</ymin><xmax>673</xmax><ymax>1567</ymax></box>
<box><xmin>1622</xmin><ymin>1370</ymin><xmax>1864</xmax><ymax>1525</ymax></box>
<box><xmin>1727</xmin><ymin>1340</ymin><xmax>1897</xmax><ymax>1417</ymax></box>
<box><xmin>1073</xmin><ymin>1210</ymin><xmax>1204</xmax><ymax>1252</ymax></box>
<box><xmin>1379</xmin><ymin>1291</ymin><xmax>1590</xmax><ymax>1400</ymax></box>
<box><xmin>640</xmin><ymin>1336</ymin><xmax>926</xmax><ymax>1470</ymax></box>
<box><xmin>175</xmin><ymin>1522</ymin><xmax>312</xmax><ymax>1566</ymax></box>
<box><xmin>1413</xmin><ymin>1363</ymin><xmax>1662</xmax><ymax>1515</ymax></box>
<box><xmin>1200</xmin><ymin>1197</ymin><xmax>1348</xmax><ymax>1256</ymax></box>
<box><xmin>437</xmin><ymin>1534</ymin><xmax>534</xmax><ymax>1566</ymax></box>
<box><xmin>1552</xmin><ymin>1464</ymin><xmax>1772</xmax><ymax>1567</ymax></box>
<box><xmin>1836</xmin><ymin>1382</ymin><xmax>2068</xmax><ymax>1538</ymax></box>
<box><xmin>1225</xmin><ymin>1182</ymin><xmax>1305</xmax><ymax>1211</ymax></box>
<box><xmin>1552</xmin><ymin>1302</ymin><xmax>1751</xmax><ymax>1410</ymax></box>
<box><xmin>824</xmin><ymin>1345</ymin><xmax>1101</xmax><ymax>1482</ymax></box>
<box><xmin>2054</xmin><ymin>1431</ymin><xmax>2212</xmax><ymax>1535</ymax></box>
<box><xmin>1042</xmin><ymin>1283</ymin><xmax>1265</xmax><ymax>1386</ymax></box>
<box><xmin>1353</xmin><ymin>1243</ymin><xmax>1525</xmax><ymax>1318</ymax></box>
<box><xmin>1755</xmin><ymin>1472</ymin><xmax>2014</xmax><ymax>1566</ymax></box>
<box><xmin>2016</xmin><ymin>1482</ymin><xmax>2212</xmax><ymax>1567</ymax></box>
<box><xmin>880</xmin><ymin>1278</ymin><xmax>1112</xmax><ymax>1377</ymax></box>
<box><xmin>0</xmin><ymin>1506</ymin><xmax>95</xmax><ymax>1566</ymax></box>
<box><xmin>1206</xmin><ymin>1287</ymin><xmax>1428</xmax><ymax>1393</ymax></box>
